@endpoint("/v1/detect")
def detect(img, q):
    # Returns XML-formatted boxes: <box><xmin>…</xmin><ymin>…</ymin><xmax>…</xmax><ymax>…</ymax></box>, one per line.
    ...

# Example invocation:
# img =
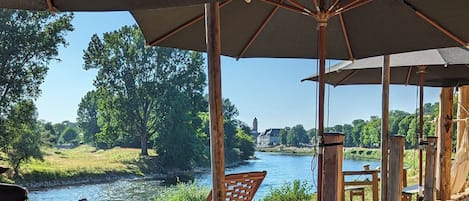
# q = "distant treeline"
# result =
<box><xmin>279</xmin><ymin>102</ymin><xmax>443</xmax><ymax>149</ymax></box>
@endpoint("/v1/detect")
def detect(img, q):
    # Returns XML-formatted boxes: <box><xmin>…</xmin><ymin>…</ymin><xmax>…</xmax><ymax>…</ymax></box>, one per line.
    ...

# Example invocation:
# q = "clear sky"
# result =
<box><xmin>35</xmin><ymin>11</ymin><xmax>442</xmax><ymax>132</ymax></box>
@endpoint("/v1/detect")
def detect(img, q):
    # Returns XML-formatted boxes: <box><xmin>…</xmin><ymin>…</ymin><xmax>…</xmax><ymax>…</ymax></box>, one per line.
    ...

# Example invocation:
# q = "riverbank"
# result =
<box><xmin>0</xmin><ymin>145</ymin><xmax>251</xmax><ymax>190</ymax></box>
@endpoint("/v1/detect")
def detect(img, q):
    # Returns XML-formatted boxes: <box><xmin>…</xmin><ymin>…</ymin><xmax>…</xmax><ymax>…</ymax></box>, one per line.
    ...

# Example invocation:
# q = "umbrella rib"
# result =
<box><xmin>336</xmin><ymin>70</ymin><xmax>358</xmax><ymax>85</ymax></box>
<box><xmin>287</xmin><ymin>0</ymin><xmax>314</xmax><ymax>15</ymax></box>
<box><xmin>148</xmin><ymin>0</ymin><xmax>232</xmax><ymax>46</ymax></box>
<box><xmin>327</xmin><ymin>0</ymin><xmax>340</xmax><ymax>13</ymax></box>
<box><xmin>46</xmin><ymin>0</ymin><xmax>57</xmax><ymax>13</ymax></box>
<box><xmin>403</xmin><ymin>1</ymin><xmax>467</xmax><ymax>47</ymax></box>
<box><xmin>405</xmin><ymin>66</ymin><xmax>412</xmax><ymax>86</ymax></box>
<box><xmin>339</xmin><ymin>14</ymin><xmax>354</xmax><ymax>60</ymax></box>
<box><xmin>237</xmin><ymin>4</ymin><xmax>280</xmax><ymax>59</ymax></box>
<box><xmin>313</xmin><ymin>0</ymin><xmax>320</xmax><ymax>12</ymax></box>
<box><xmin>334</xmin><ymin>0</ymin><xmax>372</xmax><ymax>16</ymax></box>
<box><xmin>261</xmin><ymin>0</ymin><xmax>312</xmax><ymax>16</ymax></box>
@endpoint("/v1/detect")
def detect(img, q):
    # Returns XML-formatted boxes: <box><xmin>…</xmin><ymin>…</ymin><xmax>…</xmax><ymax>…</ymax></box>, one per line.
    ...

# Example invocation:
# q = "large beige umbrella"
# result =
<box><xmin>131</xmin><ymin>1</ymin><xmax>469</xmax><ymax>200</ymax></box>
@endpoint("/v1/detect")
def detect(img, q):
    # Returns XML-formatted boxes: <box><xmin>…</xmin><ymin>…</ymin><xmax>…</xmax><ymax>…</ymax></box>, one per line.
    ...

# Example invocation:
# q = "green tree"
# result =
<box><xmin>77</xmin><ymin>90</ymin><xmax>100</xmax><ymax>144</ymax></box>
<box><xmin>60</xmin><ymin>127</ymin><xmax>79</xmax><ymax>145</ymax></box>
<box><xmin>343</xmin><ymin>124</ymin><xmax>353</xmax><ymax>147</ymax></box>
<box><xmin>0</xmin><ymin>9</ymin><xmax>73</xmax><ymax>148</ymax></box>
<box><xmin>405</xmin><ymin>117</ymin><xmax>418</xmax><ymax>148</ymax></box>
<box><xmin>287</xmin><ymin>124</ymin><xmax>308</xmax><ymax>147</ymax></box>
<box><xmin>361</xmin><ymin>116</ymin><xmax>381</xmax><ymax>148</ymax></box>
<box><xmin>279</xmin><ymin>128</ymin><xmax>288</xmax><ymax>145</ymax></box>
<box><xmin>83</xmin><ymin>26</ymin><xmax>207</xmax><ymax>156</ymax></box>
<box><xmin>236</xmin><ymin>129</ymin><xmax>255</xmax><ymax>160</ymax></box>
<box><xmin>390</xmin><ymin>110</ymin><xmax>410</xmax><ymax>135</ymax></box>
<box><xmin>4</xmin><ymin>100</ymin><xmax>43</xmax><ymax>177</ymax></box>
<box><xmin>351</xmin><ymin>119</ymin><xmax>365</xmax><ymax>147</ymax></box>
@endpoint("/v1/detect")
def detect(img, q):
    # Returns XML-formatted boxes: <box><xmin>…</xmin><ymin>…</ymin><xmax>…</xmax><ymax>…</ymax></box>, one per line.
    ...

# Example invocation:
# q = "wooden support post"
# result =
<box><xmin>205</xmin><ymin>3</ymin><xmax>225</xmax><ymax>201</ymax></box>
<box><xmin>372</xmin><ymin>171</ymin><xmax>379</xmax><ymax>201</ymax></box>
<box><xmin>381</xmin><ymin>55</ymin><xmax>391</xmax><ymax>201</ymax></box>
<box><xmin>322</xmin><ymin>132</ymin><xmax>344</xmax><ymax>201</ymax></box>
<box><xmin>387</xmin><ymin>135</ymin><xmax>405</xmax><ymax>201</ymax></box>
<box><xmin>457</xmin><ymin>86</ymin><xmax>469</xmax><ymax>149</ymax></box>
<box><xmin>424</xmin><ymin>136</ymin><xmax>438</xmax><ymax>201</ymax></box>
<box><xmin>438</xmin><ymin>87</ymin><xmax>454</xmax><ymax>201</ymax></box>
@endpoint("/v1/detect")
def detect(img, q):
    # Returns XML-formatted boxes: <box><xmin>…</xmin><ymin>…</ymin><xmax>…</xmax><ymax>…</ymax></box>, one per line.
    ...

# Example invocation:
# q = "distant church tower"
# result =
<box><xmin>252</xmin><ymin>117</ymin><xmax>258</xmax><ymax>132</ymax></box>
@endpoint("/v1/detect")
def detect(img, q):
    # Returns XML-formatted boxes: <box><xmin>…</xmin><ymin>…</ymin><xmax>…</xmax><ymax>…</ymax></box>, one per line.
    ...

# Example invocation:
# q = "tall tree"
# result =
<box><xmin>351</xmin><ymin>119</ymin><xmax>365</xmax><ymax>147</ymax></box>
<box><xmin>0</xmin><ymin>9</ymin><xmax>73</xmax><ymax>146</ymax></box>
<box><xmin>77</xmin><ymin>90</ymin><xmax>100</xmax><ymax>144</ymax></box>
<box><xmin>84</xmin><ymin>25</ymin><xmax>207</xmax><ymax>158</ymax></box>
<box><xmin>4</xmin><ymin>100</ymin><xmax>43</xmax><ymax>177</ymax></box>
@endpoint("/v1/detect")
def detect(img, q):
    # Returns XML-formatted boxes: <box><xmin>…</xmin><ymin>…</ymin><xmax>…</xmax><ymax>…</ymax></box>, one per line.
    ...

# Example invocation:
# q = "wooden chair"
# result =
<box><xmin>206</xmin><ymin>171</ymin><xmax>267</xmax><ymax>201</ymax></box>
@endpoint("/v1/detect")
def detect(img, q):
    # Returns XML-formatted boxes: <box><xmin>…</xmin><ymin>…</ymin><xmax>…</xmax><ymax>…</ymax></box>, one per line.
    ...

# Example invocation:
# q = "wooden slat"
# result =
<box><xmin>322</xmin><ymin>133</ymin><xmax>344</xmax><ymax>201</ymax></box>
<box><xmin>424</xmin><ymin>136</ymin><xmax>438</xmax><ymax>201</ymax></box>
<box><xmin>387</xmin><ymin>135</ymin><xmax>405</xmax><ymax>201</ymax></box>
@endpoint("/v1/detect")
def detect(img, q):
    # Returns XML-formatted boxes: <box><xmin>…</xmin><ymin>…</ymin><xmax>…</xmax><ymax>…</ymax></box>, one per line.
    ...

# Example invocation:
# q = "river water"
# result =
<box><xmin>28</xmin><ymin>151</ymin><xmax>379</xmax><ymax>201</ymax></box>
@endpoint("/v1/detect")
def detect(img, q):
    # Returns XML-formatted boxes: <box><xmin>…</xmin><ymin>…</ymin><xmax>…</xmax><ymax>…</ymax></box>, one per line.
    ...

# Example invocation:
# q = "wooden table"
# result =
<box><xmin>343</xmin><ymin>170</ymin><xmax>379</xmax><ymax>201</ymax></box>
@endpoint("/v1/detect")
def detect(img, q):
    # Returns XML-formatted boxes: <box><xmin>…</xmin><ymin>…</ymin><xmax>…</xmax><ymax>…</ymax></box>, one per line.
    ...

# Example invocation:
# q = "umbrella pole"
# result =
<box><xmin>205</xmin><ymin>3</ymin><xmax>225</xmax><ymax>201</ymax></box>
<box><xmin>417</xmin><ymin>66</ymin><xmax>427</xmax><ymax>191</ymax></box>
<box><xmin>381</xmin><ymin>55</ymin><xmax>390</xmax><ymax>201</ymax></box>
<box><xmin>317</xmin><ymin>20</ymin><xmax>326</xmax><ymax>201</ymax></box>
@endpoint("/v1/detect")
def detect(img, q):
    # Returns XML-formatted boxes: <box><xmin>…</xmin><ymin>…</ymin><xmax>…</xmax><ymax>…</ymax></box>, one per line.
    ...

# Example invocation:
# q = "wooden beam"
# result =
<box><xmin>322</xmin><ymin>133</ymin><xmax>344</xmax><ymax>201</ymax></box>
<box><xmin>387</xmin><ymin>135</ymin><xmax>405</xmax><ymax>201</ymax></box>
<box><xmin>150</xmin><ymin>0</ymin><xmax>232</xmax><ymax>46</ymax></box>
<box><xmin>237</xmin><ymin>3</ymin><xmax>280</xmax><ymax>59</ymax></box>
<box><xmin>205</xmin><ymin>3</ymin><xmax>225</xmax><ymax>201</ymax></box>
<box><xmin>424</xmin><ymin>136</ymin><xmax>438</xmax><ymax>201</ymax></box>
<box><xmin>438</xmin><ymin>87</ymin><xmax>454</xmax><ymax>200</ymax></box>
<box><xmin>381</xmin><ymin>55</ymin><xmax>390</xmax><ymax>201</ymax></box>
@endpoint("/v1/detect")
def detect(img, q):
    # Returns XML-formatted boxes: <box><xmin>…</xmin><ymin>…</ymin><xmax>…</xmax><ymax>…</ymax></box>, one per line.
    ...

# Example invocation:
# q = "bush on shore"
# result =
<box><xmin>154</xmin><ymin>182</ymin><xmax>209</xmax><ymax>201</ymax></box>
<box><xmin>261</xmin><ymin>180</ymin><xmax>313</xmax><ymax>201</ymax></box>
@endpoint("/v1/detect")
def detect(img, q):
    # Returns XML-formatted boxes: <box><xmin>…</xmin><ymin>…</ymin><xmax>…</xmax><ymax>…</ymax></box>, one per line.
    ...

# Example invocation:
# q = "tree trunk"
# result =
<box><xmin>140</xmin><ymin>131</ymin><xmax>148</xmax><ymax>156</ymax></box>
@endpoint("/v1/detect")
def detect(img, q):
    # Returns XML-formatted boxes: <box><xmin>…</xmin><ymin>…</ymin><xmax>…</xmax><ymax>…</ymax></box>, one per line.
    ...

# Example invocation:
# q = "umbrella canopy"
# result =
<box><xmin>132</xmin><ymin>0</ymin><xmax>469</xmax><ymax>60</ymax></box>
<box><xmin>131</xmin><ymin>1</ymin><xmax>469</xmax><ymax>200</ymax></box>
<box><xmin>0</xmin><ymin>0</ymin><xmax>222</xmax><ymax>11</ymax></box>
<box><xmin>301</xmin><ymin>47</ymin><xmax>469</xmax><ymax>87</ymax></box>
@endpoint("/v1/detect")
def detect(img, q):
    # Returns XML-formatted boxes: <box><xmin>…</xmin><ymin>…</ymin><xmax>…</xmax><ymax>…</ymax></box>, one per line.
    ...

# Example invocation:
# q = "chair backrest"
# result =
<box><xmin>206</xmin><ymin>171</ymin><xmax>267</xmax><ymax>201</ymax></box>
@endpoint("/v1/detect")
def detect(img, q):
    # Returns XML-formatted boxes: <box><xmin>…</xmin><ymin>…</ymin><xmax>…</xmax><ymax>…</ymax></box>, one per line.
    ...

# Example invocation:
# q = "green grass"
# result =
<box><xmin>1</xmin><ymin>145</ymin><xmax>159</xmax><ymax>183</ymax></box>
<box><xmin>154</xmin><ymin>182</ymin><xmax>209</xmax><ymax>201</ymax></box>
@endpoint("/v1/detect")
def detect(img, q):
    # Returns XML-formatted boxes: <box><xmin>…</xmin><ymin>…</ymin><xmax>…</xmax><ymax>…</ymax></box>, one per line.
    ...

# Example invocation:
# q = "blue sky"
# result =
<box><xmin>35</xmin><ymin>11</ymin><xmax>442</xmax><ymax>131</ymax></box>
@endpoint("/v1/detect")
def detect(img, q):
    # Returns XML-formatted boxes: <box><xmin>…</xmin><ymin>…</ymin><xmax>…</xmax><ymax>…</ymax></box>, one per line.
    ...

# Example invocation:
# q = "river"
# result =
<box><xmin>28</xmin><ymin>151</ymin><xmax>379</xmax><ymax>201</ymax></box>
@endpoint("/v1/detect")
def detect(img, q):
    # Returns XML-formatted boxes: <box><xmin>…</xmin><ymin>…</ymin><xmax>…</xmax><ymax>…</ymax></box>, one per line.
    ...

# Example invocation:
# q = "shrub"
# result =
<box><xmin>261</xmin><ymin>180</ymin><xmax>313</xmax><ymax>201</ymax></box>
<box><xmin>154</xmin><ymin>182</ymin><xmax>209</xmax><ymax>201</ymax></box>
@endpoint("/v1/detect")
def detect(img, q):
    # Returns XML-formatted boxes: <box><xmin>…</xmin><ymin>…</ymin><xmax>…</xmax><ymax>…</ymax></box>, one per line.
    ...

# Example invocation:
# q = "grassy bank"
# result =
<box><xmin>257</xmin><ymin>145</ymin><xmax>314</xmax><ymax>155</ymax></box>
<box><xmin>0</xmin><ymin>145</ymin><xmax>161</xmax><ymax>187</ymax></box>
